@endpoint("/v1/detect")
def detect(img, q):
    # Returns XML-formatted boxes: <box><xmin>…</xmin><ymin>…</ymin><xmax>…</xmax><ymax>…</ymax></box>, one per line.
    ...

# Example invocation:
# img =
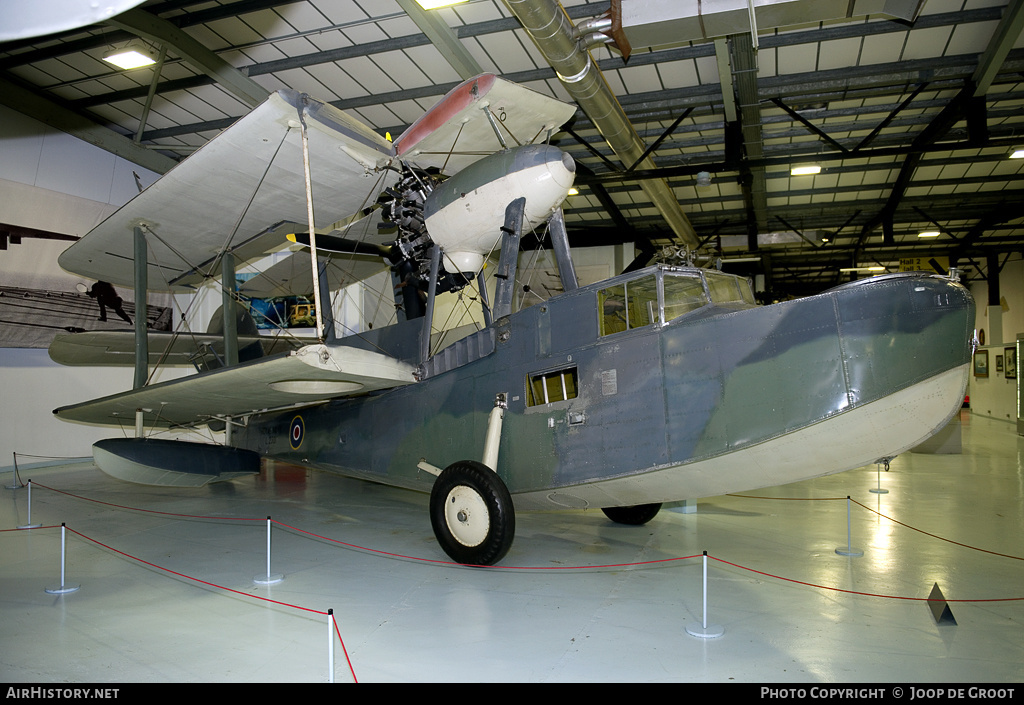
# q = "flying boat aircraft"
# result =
<box><xmin>51</xmin><ymin>74</ymin><xmax>975</xmax><ymax>566</ymax></box>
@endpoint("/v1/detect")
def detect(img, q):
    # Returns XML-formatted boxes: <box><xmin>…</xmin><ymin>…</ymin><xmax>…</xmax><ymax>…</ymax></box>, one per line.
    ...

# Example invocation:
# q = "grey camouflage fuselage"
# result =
<box><xmin>238</xmin><ymin>265</ymin><xmax>975</xmax><ymax>510</ymax></box>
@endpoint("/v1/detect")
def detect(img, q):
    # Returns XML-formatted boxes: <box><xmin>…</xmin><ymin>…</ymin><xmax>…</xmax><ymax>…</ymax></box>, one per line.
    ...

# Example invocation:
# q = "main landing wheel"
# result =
<box><xmin>601</xmin><ymin>503</ymin><xmax>663</xmax><ymax>525</ymax></box>
<box><xmin>430</xmin><ymin>460</ymin><xmax>515</xmax><ymax>566</ymax></box>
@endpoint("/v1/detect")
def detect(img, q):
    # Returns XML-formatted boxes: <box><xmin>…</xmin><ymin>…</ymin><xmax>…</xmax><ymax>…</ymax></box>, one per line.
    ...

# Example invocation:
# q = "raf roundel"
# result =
<box><xmin>289</xmin><ymin>415</ymin><xmax>304</xmax><ymax>450</ymax></box>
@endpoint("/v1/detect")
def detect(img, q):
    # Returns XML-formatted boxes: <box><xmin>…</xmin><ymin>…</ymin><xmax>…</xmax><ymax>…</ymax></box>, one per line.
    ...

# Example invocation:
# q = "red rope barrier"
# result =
<box><xmin>62</xmin><ymin>525</ymin><xmax>359</xmax><ymax>683</ymax></box>
<box><xmin>332</xmin><ymin>615</ymin><xmax>358</xmax><ymax>684</ymax></box>
<box><xmin>17</xmin><ymin>480</ymin><xmax>1024</xmax><ymax>602</ymax></box>
<box><xmin>727</xmin><ymin>491</ymin><xmax>1024</xmax><ymax>561</ymax></box>
<box><xmin>30</xmin><ymin>481</ymin><xmax>263</xmax><ymax>522</ymax></box>
<box><xmin>708</xmin><ymin>555</ymin><xmax>1024</xmax><ymax>603</ymax></box>
<box><xmin>849</xmin><ymin>497</ymin><xmax>1024</xmax><ymax>561</ymax></box>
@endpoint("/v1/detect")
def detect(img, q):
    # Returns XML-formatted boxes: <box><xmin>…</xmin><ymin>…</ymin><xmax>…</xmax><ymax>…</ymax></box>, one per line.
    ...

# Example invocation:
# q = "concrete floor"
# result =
<box><xmin>1</xmin><ymin>410</ymin><xmax>1021</xmax><ymax>683</ymax></box>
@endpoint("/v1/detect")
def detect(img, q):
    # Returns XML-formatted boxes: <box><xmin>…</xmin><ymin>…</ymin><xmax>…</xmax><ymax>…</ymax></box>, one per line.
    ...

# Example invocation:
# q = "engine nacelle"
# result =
<box><xmin>423</xmin><ymin>145</ymin><xmax>575</xmax><ymax>273</ymax></box>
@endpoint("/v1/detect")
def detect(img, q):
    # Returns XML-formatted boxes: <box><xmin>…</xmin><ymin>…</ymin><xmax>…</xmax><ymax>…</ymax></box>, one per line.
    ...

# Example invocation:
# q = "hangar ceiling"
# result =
<box><xmin>1</xmin><ymin>0</ymin><xmax>1022</xmax><ymax>299</ymax></box>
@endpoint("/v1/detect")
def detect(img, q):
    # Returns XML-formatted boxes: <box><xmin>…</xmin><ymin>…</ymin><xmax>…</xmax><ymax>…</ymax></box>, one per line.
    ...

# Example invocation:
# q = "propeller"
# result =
<box><xmin>286</xmin><ymin>163</ymin><xmax>472</xmax><ymax>321</ymax></box>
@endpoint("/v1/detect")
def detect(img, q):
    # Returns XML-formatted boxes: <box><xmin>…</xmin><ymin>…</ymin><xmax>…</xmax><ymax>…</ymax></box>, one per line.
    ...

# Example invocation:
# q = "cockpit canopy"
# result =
<box><xmin>597</xmin><ymin>267</ymin><xmax>755</xmax><ymax>337</ymax></box>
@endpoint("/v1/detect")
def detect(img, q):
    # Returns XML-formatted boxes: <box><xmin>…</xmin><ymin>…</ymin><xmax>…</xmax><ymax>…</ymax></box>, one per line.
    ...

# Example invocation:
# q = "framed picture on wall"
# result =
<box><xmin>1006</xmin><ymin>346</ymin><xmax>1017</xmax><ymax>380</ymax></box>
<box><xmin>974</xmin><ymin>350</ymin><xmax>988</xmax><ymax>378</ymax></box>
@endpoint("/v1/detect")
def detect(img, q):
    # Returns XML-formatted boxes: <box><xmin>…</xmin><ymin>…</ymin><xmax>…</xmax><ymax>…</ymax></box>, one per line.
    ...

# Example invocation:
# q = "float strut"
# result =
<box><xmin>481</xmin><ymin>393</ymin><xmax>507</xmax><ymax>472</ymax></box>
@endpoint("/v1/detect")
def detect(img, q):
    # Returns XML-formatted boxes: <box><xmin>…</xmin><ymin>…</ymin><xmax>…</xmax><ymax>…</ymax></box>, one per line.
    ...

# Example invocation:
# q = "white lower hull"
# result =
<box><xmin>514</xmin><ymin>364</ymin><xmax>969</xmax><ymax>511</ymax></box>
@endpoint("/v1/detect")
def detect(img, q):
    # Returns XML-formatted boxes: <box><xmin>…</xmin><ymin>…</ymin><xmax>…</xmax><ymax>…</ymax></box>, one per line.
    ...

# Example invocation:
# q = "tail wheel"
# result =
<box><xmin>601</xmin><ymin>503</ymin><xmax>663</xmax><ymax>525</ymax></box>
<box><xmin>430</xmin><ymin>460</ymin><xmax>515</xmax><ymax>566</ymax></box>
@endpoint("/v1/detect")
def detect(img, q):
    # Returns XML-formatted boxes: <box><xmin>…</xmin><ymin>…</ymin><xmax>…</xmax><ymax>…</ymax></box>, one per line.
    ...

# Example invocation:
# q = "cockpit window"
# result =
<box><xmin>706</xmin><ymin>273</ymin><xmax>753</xmax><ymax>304</ymax></box>
<box><xmin>663</xmin><ymin>274</ymin><xmax>708</xmax><ymax>321</ymax></box>
<box><xmin>597</xmin><ymin>269</ymin><xmax>751</xmax><ymax>337</ymax></box>
<box><xmin>598</xmin><ymin>275</ymin><xmax>658</xmax><ymax>336</ymax></box>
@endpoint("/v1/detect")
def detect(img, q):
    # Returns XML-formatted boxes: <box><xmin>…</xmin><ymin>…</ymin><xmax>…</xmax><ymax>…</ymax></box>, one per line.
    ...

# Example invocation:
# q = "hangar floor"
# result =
<box><xmin>1</xmin><ymin>410</ymin><xmax>1021</xmax><ymax>684</ymax></box>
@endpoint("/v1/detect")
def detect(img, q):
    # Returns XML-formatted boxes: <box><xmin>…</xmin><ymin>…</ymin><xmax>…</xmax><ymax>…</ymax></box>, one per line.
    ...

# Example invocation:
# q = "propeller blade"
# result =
<box><xmin>287</xmin><ymin>232</ymin><xmax>392</xmax><ymax>259</ymax></box>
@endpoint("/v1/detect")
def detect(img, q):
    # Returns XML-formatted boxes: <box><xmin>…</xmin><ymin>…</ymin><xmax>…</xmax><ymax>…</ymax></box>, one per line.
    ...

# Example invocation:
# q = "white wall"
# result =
<box><xmin>0</xmin><ymin>105</ymin><xmax>172</xmax><ymax>464</ymax></box>
<box><xmin>967</xmin><ymin>255</ymin><xmax>1023</xmax><ymax>425</ymax></box>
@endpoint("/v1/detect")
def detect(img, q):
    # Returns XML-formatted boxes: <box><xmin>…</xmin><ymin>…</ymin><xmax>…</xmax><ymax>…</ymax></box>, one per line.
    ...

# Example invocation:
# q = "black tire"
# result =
<box><xmin>601</xmin><ymin>502</ymin><xmax>662</xmax><ymax>525</ymax></box>
<box><xmin>430</xmin><ymin>460</ymin><xmax>516</xmax><ymax>566</ymax></box>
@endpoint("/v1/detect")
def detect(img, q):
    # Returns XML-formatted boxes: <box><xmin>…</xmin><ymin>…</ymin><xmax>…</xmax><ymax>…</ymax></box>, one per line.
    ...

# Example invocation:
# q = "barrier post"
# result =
<box><xmin>254</xmin><ymin>516</ymin><xmax>283</xmax><ymax>585</ymax></box>
<box><xmin>685</xmin><ymin>551</ymin><xmax>724</xmax><ymax>638</ymax></box>
<box><xmin>870</xmin><ymin>457</ymin><xmax>890</xmax><ymax>494</ymax></box>
<box><xmin>835</xmin><ymin>496</ymin><xmax>864</xmax><ymax>556</ymax></box>
<box><xmin>328</xmin><ymin>609</ymin><xmax>335</xmax><ymax>683</ymax></box>
<box><xmin>45</xmin><ymin>523</ymin><xmax>80</xmax><ymax>594</ymax></box>
<box><xmin>18</xmin><ymin>479</ymin><xmax>41</xmax><ymax>529</ymax></box>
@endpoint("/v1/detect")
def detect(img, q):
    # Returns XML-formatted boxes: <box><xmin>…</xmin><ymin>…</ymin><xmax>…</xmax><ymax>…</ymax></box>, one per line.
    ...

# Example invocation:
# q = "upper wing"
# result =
<box><xmin>53</xmin><ymin>342</ymin><xmax>417</xmax><ymax>428</ymax></box>
<box><xmin>57</xmin><ymin>90</ymin><xmax>396</xmax><ymax>292</ymax></box>
<box><xmin>393</xmin><ymin>74</ymin><xmax>577</xmax><ymax>173</ymax></box>
<box><xmin>56</xmin><ymin>75</ymin><xmax>575</xmax><ymax>293</ymax></box>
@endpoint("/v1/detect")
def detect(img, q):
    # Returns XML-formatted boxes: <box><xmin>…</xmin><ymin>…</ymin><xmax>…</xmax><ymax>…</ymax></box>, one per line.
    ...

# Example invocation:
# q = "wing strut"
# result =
<box><xmin>133</xmin><ymin>226</ymin><xmax>148</xmax><ymax>390</ymax></box>
<box><xmin>297</xmin><ymin>100</ymin><xmax>326</xmax><ymax>342</ymax></box>
<box><xmin>547</xmin><ymin>207</ymin><xmax>578</xmax><ymax>293</ymax></box>
<box><xmin>493</xmin><ymin>198</ymin><xmax>525</xmax><ymax>319</ymax></box>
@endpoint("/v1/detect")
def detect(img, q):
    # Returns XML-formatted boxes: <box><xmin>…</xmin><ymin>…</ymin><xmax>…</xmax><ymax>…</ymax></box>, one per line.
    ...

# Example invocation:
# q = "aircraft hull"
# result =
<box><xmin>238</xmin><ymin>271</ymin><xmax>974</xmax><ymax>510</ymax></box>
<box><xmin>512</xmin><ymin>363</ymin><xmax>968</xmax><ymax>509</ymax></box>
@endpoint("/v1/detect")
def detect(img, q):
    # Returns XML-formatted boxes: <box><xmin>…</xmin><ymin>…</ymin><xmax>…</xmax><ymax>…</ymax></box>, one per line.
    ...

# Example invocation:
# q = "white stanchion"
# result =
<box><xmin>686</xmin><ymin>551</ymin><xmax>724</xmax><ymax>639</ymax></box>
<box><xmin>835</xmin><ymin>496</ymin><xmax>864</xmax><ymax>557</ymax></box>
<box><xmin>870</xmin><ymin>458</ymin><xmax>890</xmax><ymax>494</ymax></box>
<box><xmin>254</xmin><ymin>516</ymin><xmax>284</xmax><ymax>585</ymax></box>
<box><xmin>17</xmin><ymin>479</ymin><xmax>41</xmax><ymax>530</ymax></box>
<box><xmin>328</xmin><ymin>609</ymin><xmax>335</xmax><ymax>683</ymax></box>
<box><xmin>45</xmin><ymin>523</ymin><xmax>80</xmax><ymax>595</ymax></box>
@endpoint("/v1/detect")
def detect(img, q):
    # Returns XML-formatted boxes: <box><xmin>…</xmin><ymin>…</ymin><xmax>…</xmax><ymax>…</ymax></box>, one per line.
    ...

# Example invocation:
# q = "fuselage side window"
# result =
<box><xmin>527</xmin><ymin>367</ymin><xmax>579</xmax><ymax>406</ymax></box>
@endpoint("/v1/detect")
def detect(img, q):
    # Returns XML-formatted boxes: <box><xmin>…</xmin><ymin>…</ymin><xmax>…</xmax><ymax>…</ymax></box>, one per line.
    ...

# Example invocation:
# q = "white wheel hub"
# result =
<box><xmin>444</xmin><ymin>485</ymin><xmax>490</xmax><ymax>547</ymax></box>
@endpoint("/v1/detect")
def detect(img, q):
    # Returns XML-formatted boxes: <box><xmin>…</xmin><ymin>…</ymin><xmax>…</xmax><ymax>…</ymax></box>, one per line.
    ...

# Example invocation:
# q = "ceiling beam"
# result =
<box><xmin>972</xmin><ymin>0</ymin><xmax>1024</xmax><ymax>96</ymax></box>
<box><xmin>106</xmin><ymin>8</ymin><xmax>269</xmax><ymax>108</ymax></box>
<box><xmin>730</xmin><ymin>33</ymin><xmax>767</xmax><ymax>246</ymax></box>
<box><xmin>0</xmin><ymin>75</ymin><xmax>176</xmax><ymax>174</ymax></box>
<box><xmin>396</xmin><ymin>0</ymin><xmax>483</xmax><ymax>80</ymax></box>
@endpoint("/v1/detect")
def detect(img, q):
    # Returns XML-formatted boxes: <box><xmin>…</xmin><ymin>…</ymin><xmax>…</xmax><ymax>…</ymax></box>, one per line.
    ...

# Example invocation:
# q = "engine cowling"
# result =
<box><xmin>422</xmin><ymin>144</ymin><xmax>575</xmax><ymax>274</ymax></box>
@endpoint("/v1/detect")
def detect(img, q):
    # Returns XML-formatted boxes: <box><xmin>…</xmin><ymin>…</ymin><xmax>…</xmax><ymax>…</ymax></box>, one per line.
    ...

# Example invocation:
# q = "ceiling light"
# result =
<box><xmin>567</xmin><ymin>187</ymin><xmax>579</xmax><ymax>196</ymax></box>
<box><xmin>1010</xmin><ymin>149</ymin><xmax>1024</xmax><ymax>159</ymax></box>
<box><xmin>839</xmin><ymin>266</ymin><xmax>886</xmax><ymax>273</ymax></box>
<box><xmin>790</xmin><ymin>165</ymin><xmax>821</xmax><ymax>176</ymax></box>
<box><xmin>918</xmin><ymin>230</ymin><xmax>940</xmax><ymax>238</ymax></box>
<box><xmin>415</xmin><ymin>0</ymin><xmax>470</xmax><ymax>9</ymax></box>
<box><xmin>103</xmin><ymin>42</ymin><xmax>157</xmax><ymax>69</ymax></box>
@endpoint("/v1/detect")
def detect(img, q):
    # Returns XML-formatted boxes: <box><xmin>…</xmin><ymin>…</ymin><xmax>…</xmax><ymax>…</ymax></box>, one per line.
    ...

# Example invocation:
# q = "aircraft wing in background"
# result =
<box><xmin>47</xmin><ymin>329</ymin><xmax>304</xmax><ymax>367</ymax></box>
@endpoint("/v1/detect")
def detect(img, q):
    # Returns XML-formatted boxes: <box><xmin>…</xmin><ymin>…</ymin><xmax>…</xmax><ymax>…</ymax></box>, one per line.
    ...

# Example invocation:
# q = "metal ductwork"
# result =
<box><xmin>502</xmin><ymin>0</ymin><xmax>699</xmax><ymax>248</ymax></box>
<box><xmin>610</xmin><ymin>0</ymin><xmax>927</xmax><ymax>54</ymax></box>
